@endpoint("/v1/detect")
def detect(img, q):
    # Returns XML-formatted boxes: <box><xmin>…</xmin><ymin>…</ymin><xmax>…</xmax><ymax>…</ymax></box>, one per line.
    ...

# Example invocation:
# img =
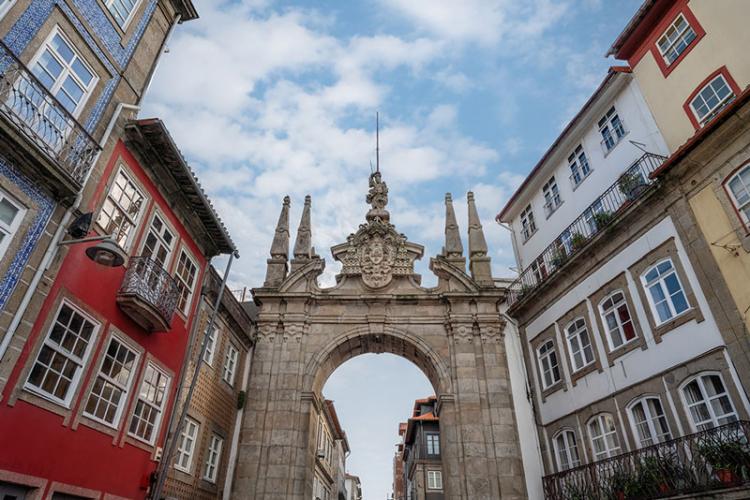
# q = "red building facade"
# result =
<box><xmin>0</xmin><ymin>119</ymin><xmax>234</xmax><ymax>500</ymax></box>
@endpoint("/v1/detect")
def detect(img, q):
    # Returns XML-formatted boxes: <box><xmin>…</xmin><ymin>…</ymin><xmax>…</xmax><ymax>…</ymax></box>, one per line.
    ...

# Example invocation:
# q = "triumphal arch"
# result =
<box><xmin>232</xmin><ymin>172</ymin><xmax>527</xmax><ymax>499</ymax></box>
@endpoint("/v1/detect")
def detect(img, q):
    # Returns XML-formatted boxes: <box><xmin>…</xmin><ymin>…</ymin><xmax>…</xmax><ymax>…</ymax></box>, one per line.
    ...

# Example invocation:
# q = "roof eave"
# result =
<box><xmin>170</xmin><ymin>0</ymin><xmax>199</xmax><ymax>21</ymax></box>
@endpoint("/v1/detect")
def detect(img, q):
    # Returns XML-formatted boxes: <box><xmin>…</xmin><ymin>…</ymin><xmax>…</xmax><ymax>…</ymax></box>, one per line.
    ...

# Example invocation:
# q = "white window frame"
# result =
<box><xmin>28</xmin><ymin>26</ymin><xmax>99</xmax><ymax>119</ymax></box>
<box><xmin>104</xmin><ymin>0</ymin><xmax>143</xmax><ymax>30</ymax></box>
<box><xmin>587</xmin><ymin>413</ymin><xmax>621</xmax><ymax>461</ymax></box>
<box><xmin>174</xmin><ymin>416</ymin><xmax>200</xmax><ymax>473</ymax></box>
<box><xmin>0</xmin><ymin>0</ymin><xmax>16</xmax><ymax>23</ymax></box>
<box><xmin>83</xmin><ymin>333</ymin><xmax>140</xmax><ymax>428</ymax></box>
<box><xmin>657</xmin><ymin>13</ymin><xmax>697</xmax><ymax>65</ymax></box>
<box><xmin>565</xmin><ymin>318</ymin><xmax>595</xmax><ymax>372</ymax></box>
<box><xmin>520</xmin><ymin>204</ymin><xmax>536</xmax><ymax>242</ymax></box>
<box><xmin>690</xmin><ymin>74</ymin><xmax>735</xmax><ymax>127</ymax></box>
<box><xmin>726</xmin><ymin>164</ymin><xmax>750</xmax><ymax>227</ymax></box>
<box><xmin>537</xmin><ymin>339</ymin><xmax>561</xmax><ymax>389</ymax></box>
<box><xmin>0</xmin><ymin>187</ymin><xmax>26</xmax><ymax>261</ymax></box>
<box><xmin>598</xmin><ymin>291</ymin><xmax>637</xmax><ymax>351</ymax></box>
<box><xmin>426</xmin><ymin>432</ymin><xmax>440</xmax><ymax>455</ymax></box>
<box><xmin>627</xmin><ymin>396</ymin><xmax>673</xmax><ymax>448</ymax></box>
<box><xmin>568</xmin><ymin>145</ymin><xmax>591</xmax><ymax>188</ymax></box>
<box><xmin>139</xmin><ymin>209</ymin><xmax>176</xmax><ymax>269</ymax></box>
<box><xmin>174</xmin><ymin>247</ymin><xmax>199</xmax><ymax>316</ymax></box>
<box><xmin>641</xmin><ymin>258</ymin><xmax>690</xmax><ymax>326</ymax></box>
<box><xmin>679</xmin><ymin>372</ymin><xmax>738</xmax><ymax>432</ymax></box>
<box><xmin>542</xmin><ymin>176</ymin><xmax>562</xmax><ymax>217</ymax></box>
<box><xmin>202</xmin><ymin>326</ymin><xmax>218</xmax><ymax>366</ymax></box>
<box><xmin>24</xmin><ymin>300</ymin><xmax>100</xmax><ymax>407</ymax></box>
<box><xmin>426</xmin><ymin>470</ymin><xmax>443</xmax><ymax>490</ymax></box>
<box><xmin>552</xmin><ymin>429</ymin><xmax>580</xmax><ymax>471</ymax></box>
<box><xmin>222</xmin><ymin>343</ymin><xmax>239</xmax><ymax>386</ymax></box>
<box><xmin>598</xmin><ymin>106</ymin><xmax>627</xmax><ymax>153</ymax></box>
<box><xmin>96</xmin><ymin>165</ymin><xmax>148</xmax><ymax>250</ymax></box>
<box><xmin>203</xmin><ymin>433</ymin><xmax>224</xmax><ymax>483</ymax></box>
<box><xmin>128</xmin><ymin>362</ymin><xmax>170</xmax><ymax>445</ymax></box>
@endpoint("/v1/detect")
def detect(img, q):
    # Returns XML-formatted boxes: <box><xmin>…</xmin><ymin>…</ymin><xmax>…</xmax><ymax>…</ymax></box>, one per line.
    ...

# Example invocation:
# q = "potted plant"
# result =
<box><xmin>571</xmin><ymin>232</ymin><xmax>587</xmax><ymax>251</ymax></box>
<box><xmin>699</xmin><ymin>440</ymin><xmax>750</xmax><ymax>486</ymax></box>
<box><xmin>550</xmin><ymin>248</ymin><xmax>568</xmax><ymax>268</ymax></box>
<box><xmin>638</xmin><ymin>455</ymin><xmax>678</xmax><ymax>495</ymax></box>
<box><xmin>618</xmin><ymin>171</ymin><xmax>647</xmax><ymax>200</ymax></box>
<box><xmin>592</xmin><ymin>211</ymin><xmax>614</xmax><ymax>230</ymax></box>
<box><xmin>607</xmin><ymin>470</ymin><xmax>631</xmax><ymax>500</ymax></box>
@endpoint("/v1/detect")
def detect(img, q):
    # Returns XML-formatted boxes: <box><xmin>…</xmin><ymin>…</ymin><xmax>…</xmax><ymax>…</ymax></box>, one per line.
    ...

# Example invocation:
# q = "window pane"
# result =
<box><xmin>0</xmin><ymin>198</ymin><xmax>19</xmax><ymax>226</ymax></box>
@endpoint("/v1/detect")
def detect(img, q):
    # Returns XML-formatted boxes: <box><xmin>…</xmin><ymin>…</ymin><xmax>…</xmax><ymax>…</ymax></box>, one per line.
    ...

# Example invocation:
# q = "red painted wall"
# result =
<box><xmin>0</xmin><ymin>140</ymin><xmax>207</xmax><ymax>499</ymax></box>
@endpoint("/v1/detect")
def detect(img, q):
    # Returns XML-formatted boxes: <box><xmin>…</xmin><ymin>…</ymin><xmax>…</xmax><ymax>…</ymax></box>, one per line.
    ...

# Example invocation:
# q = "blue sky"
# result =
<box><xmin>142</xmin><ymin>0</ymin><xmax>643</xmax><ymax>497</ymax></box>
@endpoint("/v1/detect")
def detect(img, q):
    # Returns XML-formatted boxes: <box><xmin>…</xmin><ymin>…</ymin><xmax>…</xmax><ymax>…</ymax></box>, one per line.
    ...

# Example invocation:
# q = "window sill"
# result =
<box><xmin>522</xmin><ymin>228</ymin><xmax>538</xmax><ymax>245</ymax></box>
<box><xmin>652</xmin><ymin>307</ymin><xmax>704</xmax><ymax>342</ymax></box>
<box><xmin>545</xmin><ymin>201</ymin><xmax>564</xmax><ymax>220</ymax></box>
<box><xmin>540</xmin><ymin>380</ymin><xmax>566</xmax><ymax>401</ymax></box>
<box><xmin>570</xmin><ymin>170</ymin><xmax>593</xmax><ymax>192</ymax></box>
<box><xmin>569</xmin><ymin>359</ymin><xmax>603</xmax><ymax>386</ymax></box>
<box><xmin>602</xmin><ymin>131</ymin><xmax>629</xmax><ymax>158</ymax></box>
<box><xmin>605</xmin><ymin>336</ymin><xmax>646</xmax><ymax>366</ymax></box>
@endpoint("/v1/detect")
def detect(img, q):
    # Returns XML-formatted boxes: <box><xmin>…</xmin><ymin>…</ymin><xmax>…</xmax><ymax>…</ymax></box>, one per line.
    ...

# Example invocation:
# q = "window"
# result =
<box><xmin>553</xmin><ymin>430</ymin><xmax>580</xmax><ymax>471</ymax></box>
<box><xmin>141</xmin><ymin>212</ymin><xmax>175</xmax><ymax>267</ymax></box>
<box><xmin>565</xmin><ymin>318</ymin><xmax>595</xmax><ymax>372</ymax></box>
<box><xmin>657</xmin><ymin>14</ymin><xmax>697</xmax><ymax>65</ymax></box>
<box><xmin>223</xmin><ymin>344</ymin><xmax>239</xmax><ymax>385</ymax></box>
<box><xmin>530</xmin><ymin>257</ymin><xmax>547</xmax><ymax>284</ymax></box>
<box><xmin>628</xmin><ymin>396</ymin><xmax>672</xmax><ymax>447</ymax></box>
<box><xmin>598</xmin><ymin>107</ymin><xmax>626</xmax><ymax>152</ymax></box>
<box><xmin>0</xmin><ymin>0</ymin><xmax>16</xmax><ymax>20</ymax></box>
<box><xmin>727</xmin><ymin>165</ymin><xmax>750</xmax><ymax>226</ymax></box>
<box><xmin>105</xmin><ymin>0</ymin><xmax>141</xmax><ymax>27</ymax></box>
<box><xmin>202</xmin><ymin>326</ymin><xmax>217</xmax><ymax>366</ymax></box>
<box><xmin>26</xmin><ymin>302</ymin><xmax>98</xmax><ymax>406</ymax></box>
<box><xmin>0</xmin><ymin>188</ymin><xmax>26</xmax><ymax>261</ymax></box>
<box><xmin>203</xmin><ymin>433</ymin><xmax>224</xmax><ymax>482</ymax></box>
<box><xmin>426</xmin><ymin>433</ymin><xmax>440</xmax><ymax>455</ymax></box>
<box><xmin>84</xmin><ymin>335</ymin><xmax>138</xmax><ymax>426</ymax></box>
<box><xmin>690</xmin><ymin>75</ymin><xmax>735</xmax><ymax>126</ymax></box>
<box><xmin>599</xmin><ymin>291</ymin><xmax>636</xmax><ymax>351</ymax></box>
<box><xmin>568</xmin><ymin>145</ymin><xmax>591</xmax><ymax>187</ymax></box>
<box><xmin>174</xmin><ymin>249</ymin><xmax>198</xmax><ymax>314</ymax></box>
<box><xmin>588</xmin><ymin>414</ymin><xmax>621</xmax><ymax>460</ymax></box>
<box><xmin>681</xmin><ymin>373</ymin><xmax>738</xmax><ymax>431</ymax></box>
<box><xmin>520</xmin><ymin>204</ymin><xmax>536</xmax><ymax>241</ymax></box>
<box><xmin>96</xmin><ymin>168</ymin><xmax>146</xmax><ymax>248</ymax></box>
<box><xmin>642</xmin><ymin>259</ymin><xmax>689</xmax><ymax>325</ymax></box>
<box><xmin>175</xmin><ymin>417</ymin><xmax>199</xmax><ymax>473</ymax></box>
<box><xmin>128</xmin><ymin>363</ymin><xmax>169</xmax><ymax>444</ymax></box>
<box><xmin>542</xmin><ymin>176</ymin><xmax>562</xmax><ymax>216</ymax></box>
<box><xmin>537</xmin><ymin>340</ymin><xmax>561</xmax><ymax>389</ymax></box>
<box><xmin>584</xmin><ymin>199</ymin><xmax>605</xmax><ymax>234</ymax></box>
<box><xmin>427</xmin><ymin>470</ymin><xmax>443</xmax><ymax>490</ymax></box>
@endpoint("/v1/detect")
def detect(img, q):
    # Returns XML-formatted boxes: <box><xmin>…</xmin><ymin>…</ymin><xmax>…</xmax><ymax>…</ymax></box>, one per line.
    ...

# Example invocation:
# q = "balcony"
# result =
<box><xmin>0</xmin><ymin>40</ymin><xmax>99</xmax><ymax>191</ymax></box>
<box><xmin>543</xmin><ymin>421</ymin><xmax>750</xmax><ymax>500</ymax></box>
<box><xmin>507</xmin><ymin>153</ymin><xmax>667</xmax><ymax>307</ymax></box>
<box><xmin>117</xmin><ymin>257</ymin><xmax>179</xmax><ymax>332</ymax></box>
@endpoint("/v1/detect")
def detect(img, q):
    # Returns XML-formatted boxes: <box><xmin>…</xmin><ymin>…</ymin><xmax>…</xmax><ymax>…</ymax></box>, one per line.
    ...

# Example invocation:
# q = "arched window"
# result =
<box><xmin>681</xmin><ymin>373</ymin><xmax>738</xmax><ymax>431</ymax></box>
<box><xmin>628</xmin><ymin>396</ymin><xmax>672</xmax><ymax>448</ymax></box>
<box><xmin>552</xmin><ymin>429</ymin><xmax>580</xmax><ymax>471</ymax></box>
<box><xmin>565</xmin><ymin>318</ymin><xmax>594</xmax><ymax>371</ymax></box>
<box><xmin>537</xmin><ymin>340</ymin><xmax>561</xmax><ymax>389</ymax></box>
<box><xmin>641</xmin><ymin>259</ymin><xmax>689</xmax><ymax>324</ymax></box>
<box><xmin>599</xmin><ymin>291</ymin><xmax>636</xmax><ymax>350</ymax></box>
<box><xmin>726</xmin><ymin>164</ymin><xmax>750</xmax><ymax>228</ymax></box>
<box><xmin>588</xmin><ymin>414</ymin><xmax>621</xmax><ymax>460</ymax></box>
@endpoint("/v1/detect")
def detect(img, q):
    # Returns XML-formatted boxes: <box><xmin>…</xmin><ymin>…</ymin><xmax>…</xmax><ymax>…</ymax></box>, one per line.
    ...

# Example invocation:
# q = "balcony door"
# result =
<box><xmin>141</xmin><ymin>212</ymin><xmax>175</xmax><ymax>269</ymax></box>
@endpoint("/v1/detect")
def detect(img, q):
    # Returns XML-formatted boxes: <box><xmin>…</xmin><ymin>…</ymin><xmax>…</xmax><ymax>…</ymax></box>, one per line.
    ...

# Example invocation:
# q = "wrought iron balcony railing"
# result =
<box><xmin>0</xmin><ymin>40</ymin><xmax>99</xmax><ymax>186</ymax></box>
<box><xmin>117</xmin><ymin>256</ymin><xmax>179</xmax><ymax>332</ymax></box>
<box><xmin>506</xmin><ymin>153</ymin><xmax>667</xmax><ymax>307</ymax></box>
<box><xmin>543</xmin><ymin>420</ymin><xmax>750</xmax><ymax>500</ymax></box>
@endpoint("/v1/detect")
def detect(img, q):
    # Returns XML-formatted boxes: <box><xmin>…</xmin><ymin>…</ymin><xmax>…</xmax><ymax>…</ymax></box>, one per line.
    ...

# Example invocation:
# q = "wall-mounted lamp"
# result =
<box><xmin>58</xmin><ymin>234</ymin><xmax>126</xmax><ymax>268</ymax></box>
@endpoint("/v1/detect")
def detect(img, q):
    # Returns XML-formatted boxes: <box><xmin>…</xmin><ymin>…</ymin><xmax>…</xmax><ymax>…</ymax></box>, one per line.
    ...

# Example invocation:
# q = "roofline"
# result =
<box><xmin>169</xmin><ymin>0</ymin><xmax>199</xmax><ymax>21</ymax></box>
<box><xmin>324</xmin><ymin>399</ymin><xmax>350</xmax><ymax>453</ymax></box>
<box><xmin>606</xmin><ymin>0</ymin><xmax>658</xmax><ymax>57</ymax></box>
<box><xmin>495</xmin><ymin>67</ymin><xmax>631</xmax><ymax>223</ymax></box>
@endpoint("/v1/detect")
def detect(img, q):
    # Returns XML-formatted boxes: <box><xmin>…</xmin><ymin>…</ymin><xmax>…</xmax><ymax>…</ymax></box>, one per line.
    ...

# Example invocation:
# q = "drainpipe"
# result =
<box><xmin>139</xmin><ymin>13</ymin><xmax>181</xmax><ymax>106</ymax></box>
<box><xmin>223</xmin><ymin>341</ymin><xmax>254</xmax><ymax>499</ymax></box>
<box><xmin>0</xmin><ymin>102</ymin><xmax>140</xmax><ymax>367</ymax></box>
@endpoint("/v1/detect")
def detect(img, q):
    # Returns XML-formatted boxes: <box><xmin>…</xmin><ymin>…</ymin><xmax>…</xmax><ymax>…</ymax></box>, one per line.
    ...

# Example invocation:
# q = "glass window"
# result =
<box><xmin>223</xmin><ymin>344</ymin><xmax>239</xmax><ymax>385</ymax></box>
<box><xmin>588</xmin><ymin>414</ymin><xmax>621</xmax><ymax>460</ymax></box>
<box><xmin>537</xmin><ymin>340</ymin><xmax>561</xmax><ymax>389</ymax></box>
<box><xmin>426</xmin><ymin>433</ymin><xmax>440</xmax><ymax>455</ymax></box>
<box><xmin>175</xmin><ymin>417</ymin><xmax>200</xmax><ymax>473</ymax></box>
<box><xmin>203</xmin><ymin>433</ymin><xmax>224</xmax><ymax>482</ymax></box>
<box><xmin>26</xmin><ymin>302</ymin><xmax>98</xmax><ymax>405</ymax></box>
<box><xmin>542</xmin><ymin>176</ymin><xmax>562</xmax><ymax>216</ymax></box>
<box><xmin>568</xmin><ymin>145</ymin><xmax>591</xmax><ymax>187</ymax></box>
<box><xmin>642</xmin><ymin>259</ymin><xmax>689</xmax><ymax>325</ymax></box>
<box><xmin>128</xmin><ymin>363</ymin><xmax>170</xmax><ymax>443</ymax></box>
<box><xmin>553</xmin><ymin>430</ymin><xmax>580</xmax><ymax>471</ymax></box>
<box><xmin>690</xmin><ymin>75</ymin><xmax>735</xmax><ymax>126</ymax></box>
<box><xmin>726</xmin><ymin>165</ymin><xmax>750</xmax><ymax>226</ymax></box>
<box><xmin>202</xmin><ymin>326</ymin><xmax>217</xmax><ymax>366</ymax></box>
<box><xmin>599</xmin><ymin>291</ymin><xmax>636</xmax><ymax>350</ymax></box>
<box><xmin>84</xmin><ymin>335</ymin><xmax>138</xmax><ymax>426</ymax></box>
<box><xmin>520</xmin><ymin>204</ymin><xmax>536</xmax><ymax>241</ymax></box>
<box><xmin>427</xmin><ymin>470</ymin><xmax>443</xmax><ymax>490</ymax></box>
<box><xmin>175</xmin><ymin>249</ymin><xmax>198</xmax><ymax>314</ymax></box>
<box><xmin>0</xmin><ymin>188</ymin><xmax>26</xmax><ymax>261</ymax></box>
<box><xmin>105</xmin><ymin>0</ymin><xmax>141</xmax><ymax>27</ymax></box>
<box><xmin>682</xmin><ymin>373</ymin><xmax>738</xmax><ymax>431</ymax></box>
<box><xmin>565</xmin><ymin>318</ymin><xmax>595</xmax><ymax>372</ymax></box>
<box><xmin>629</xmin><ymin>396</ymin><xmax>672</xmax><ymax>447</ymax></box>
<box><xmin>657</xmin><ymin>14</ymin><xmax>697</xmax><ymax>64</ymax></box>
<box><xmin>598</xmin><ymin>107</ymin><xmax>626</xmax><ymax>152</ymax></box>
<box><xmin>96</xmin><ymin>168</ymin><xmax>146</xmax><ymax>248</ymax></box>
<box><xmin>141</xmin><ymin>212</ymin><xmax>175</xmax><ymax>268</ymax></box>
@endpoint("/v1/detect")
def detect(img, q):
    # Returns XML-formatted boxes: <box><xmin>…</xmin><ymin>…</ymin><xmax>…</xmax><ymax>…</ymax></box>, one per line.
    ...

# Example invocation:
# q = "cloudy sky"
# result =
<box><xmin>142</xmin><ymin>0</ymin><xmax>642</xmax><ymax>497</ymax></box>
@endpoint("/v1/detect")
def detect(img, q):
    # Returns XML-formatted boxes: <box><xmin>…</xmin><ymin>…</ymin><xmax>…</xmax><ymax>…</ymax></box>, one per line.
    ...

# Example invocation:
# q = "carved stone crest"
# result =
<box><xmin>361</xmin><ymin>234</ymin><xmax>395</xmax><ymax>288</ymax></box>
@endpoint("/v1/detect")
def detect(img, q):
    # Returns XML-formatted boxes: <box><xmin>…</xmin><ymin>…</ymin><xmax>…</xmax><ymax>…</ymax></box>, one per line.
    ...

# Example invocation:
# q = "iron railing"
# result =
<box><xmin>0</xmin><ymin>40</ymin><xmax>99</xmax><ymax>185</ymax></box>
<box><xmin>506</xmin><ymin>153</ymin><xmax>667</xmax><ymax>307</ymax></box>
<box><xmin>543</xmin><ymin>420</ymin><xmax>750</xmax><ymax>500</ymax></box>
<box><xmin>119</xmin><ymin>256</ymin><xmax>179</xmax><ymax>326</ymax></box>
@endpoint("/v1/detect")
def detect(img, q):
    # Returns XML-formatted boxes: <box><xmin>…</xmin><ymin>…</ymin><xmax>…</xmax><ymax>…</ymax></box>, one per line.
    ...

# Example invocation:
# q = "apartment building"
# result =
<box><xmin>392</xmin><ymin>422</ymin><xmax>407</xmax><ymax>500</ymax></box>
<box><xmin>164</xmin><ymin>266</ymin><xmax>256</xmax><ymax>500</ymax></box>
<box><xmin>313</xmin><ymin>398</ymin><xmax>349</xmax><ymax>500</ymax></box>
<box><xmin>402</xmin><ymin>396</ymin><xmax>443</xmax><ymax>500</ymax></box>
<box><xmin>344</xmin><ymin>474</ymin><xmax>361</xmax><ymax>500</ymax></box>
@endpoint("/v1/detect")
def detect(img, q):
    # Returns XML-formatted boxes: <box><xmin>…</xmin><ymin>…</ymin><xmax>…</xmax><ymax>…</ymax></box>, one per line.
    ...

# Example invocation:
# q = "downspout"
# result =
<box><xmin>223</xmin><ymin>341</ymin><xmax>254</xmax><ymax>499</ymax></box>
<box><xmin>0</xmin><ymin>102</ymin><xmax>140</xmax><ymax>367</ymax></box>
<box><xmin>139</xmin><ymin>13</ymin><xmax>181</xmax><ymax>106</ymax></box>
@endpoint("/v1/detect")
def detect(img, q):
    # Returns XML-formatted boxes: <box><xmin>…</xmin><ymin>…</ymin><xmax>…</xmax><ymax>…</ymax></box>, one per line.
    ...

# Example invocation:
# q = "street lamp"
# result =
<box><xmin>58</xmin><ymin>234</ymin><xmax>126</xmax><ymax>268</ymax></box>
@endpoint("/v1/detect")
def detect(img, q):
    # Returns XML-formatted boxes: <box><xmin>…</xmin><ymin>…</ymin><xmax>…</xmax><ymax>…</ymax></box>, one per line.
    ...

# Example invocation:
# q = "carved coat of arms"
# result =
<box><xmin>361</xmin><ymin>235</ymin><xmax>395</xmax><ymax>288</ymax></box>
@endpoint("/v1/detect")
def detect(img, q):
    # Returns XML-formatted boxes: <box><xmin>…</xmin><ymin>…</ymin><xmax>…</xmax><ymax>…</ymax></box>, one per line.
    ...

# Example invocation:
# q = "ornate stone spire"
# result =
<box><xmin>443</xmin><ymin>193</ymin><xmax>465</xmax><ymax>270</ymax></box>
<box><xmin>291</xmin><ymin>195</ymin><xmax>313</xmax><ymax>271</ymax></box>
<box><xmin>263</xmin><ymin>196</ymin><xmax>290</xmax><ymax>287</ymax></box>
<box><xmin>467</xmin><ymin>191</ymin><xmax>493</xmax><ymax>286</ymax></box>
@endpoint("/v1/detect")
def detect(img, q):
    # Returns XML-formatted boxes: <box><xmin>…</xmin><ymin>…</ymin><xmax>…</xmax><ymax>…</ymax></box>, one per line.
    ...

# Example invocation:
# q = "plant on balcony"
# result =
<box><xmin>698</xmin><ymin>439</ymin><xmax>750</xmax><ymax>485</ymax></box>
<box><xmin>550</xmin><ymin>248</ymin><xmax>568</xmax><ymax>268</ymax></box>
<box><xmin>635</xmin><ymin>455</ymin><xmax>681</xmax><ymax>496</ymax></box>
<box><xmin>592</xmin><ymin>211</ymin><xmax>615</xmax><ymax>230</ymax></box>
<box><xmin>570</xmin><ymin>232</ymin><xmax>587</xmax><ymax>251</ymax></box>
<box><xmin>618</xmin><ymin>171</ymin><xmax>646</xmax><ymax>201</ymax></box>
<box><xmin>518</xmin><ymin>283</ymin><xmax>536</xmax><ymax>298</ymax></box>
<box><xmin>562</xmin><ymin>482</ymin><xmax>593</xmax><ymax>500</ymax></box>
